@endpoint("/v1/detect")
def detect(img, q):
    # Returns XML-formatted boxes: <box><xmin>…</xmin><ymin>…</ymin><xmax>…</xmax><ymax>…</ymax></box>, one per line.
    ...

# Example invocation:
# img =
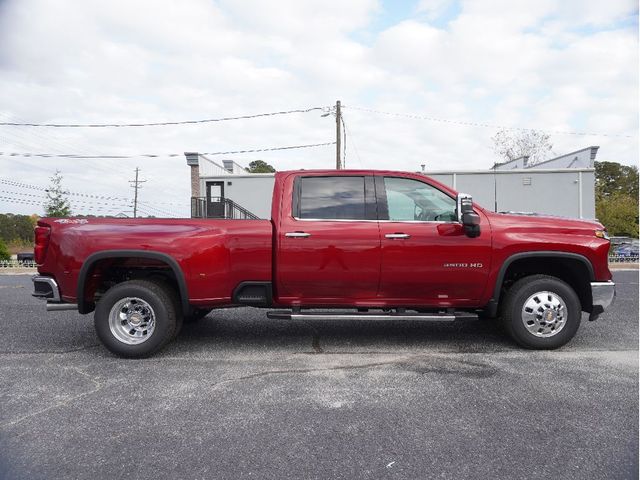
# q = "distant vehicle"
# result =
<box><xmin>16</xmin><ymin>252</ymin><xmax>34</xmax><ymax>262</ymax></box>
<box><xmin>32</xmin><ymin>169</ymin><xmax>615</xmax><ymax>357</ymax></box>
<box><xmin>614</xmin><ymin>239</ymin><xmax>639</xmax><ymax>258</ymax></box>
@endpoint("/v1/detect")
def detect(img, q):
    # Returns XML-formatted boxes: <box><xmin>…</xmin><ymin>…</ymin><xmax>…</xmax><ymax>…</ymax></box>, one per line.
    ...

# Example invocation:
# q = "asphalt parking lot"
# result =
<box><xmin>0</xmin><ymin>272</ymin><xmax>637</xmax><ymax>480</ymax></box>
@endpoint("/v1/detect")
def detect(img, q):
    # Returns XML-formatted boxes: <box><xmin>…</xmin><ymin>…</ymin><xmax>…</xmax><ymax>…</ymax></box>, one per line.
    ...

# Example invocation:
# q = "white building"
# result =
<box><xmin>185</xmin><ymin>147</ymin><xmax>599</xmax><ymax>220</ymax></box>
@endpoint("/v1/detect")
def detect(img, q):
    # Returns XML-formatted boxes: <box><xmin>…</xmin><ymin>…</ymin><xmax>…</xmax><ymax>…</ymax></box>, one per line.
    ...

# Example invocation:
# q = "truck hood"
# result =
<box><xmin>484</xmin><ymin>209</ymin><xmax>605</xmax><ymax>234</ymax></box>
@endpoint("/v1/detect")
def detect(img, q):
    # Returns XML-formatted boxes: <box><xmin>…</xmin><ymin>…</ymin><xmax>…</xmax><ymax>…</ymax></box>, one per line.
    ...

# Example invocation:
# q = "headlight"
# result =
<box><xmin>595</xmin><ymin>229</ymin><xmax>610</xmax><ymax>240</ymax></box>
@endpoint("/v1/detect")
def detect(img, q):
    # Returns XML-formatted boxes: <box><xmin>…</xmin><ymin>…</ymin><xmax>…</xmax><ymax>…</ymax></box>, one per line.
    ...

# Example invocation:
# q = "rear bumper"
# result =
<box><xmin>32</xmin><ymin>275</ymin><xmax>60</xmax><ymax>301</ymax></box>
<box><xmin>589</xmin><ymin>281</ymin><xmax>616</xmax><ymax>321</ymax></box>
<box><xmin>32</xmin><ymin>275</ymin><xmax>78</xmax><ymax>311</ymax></box>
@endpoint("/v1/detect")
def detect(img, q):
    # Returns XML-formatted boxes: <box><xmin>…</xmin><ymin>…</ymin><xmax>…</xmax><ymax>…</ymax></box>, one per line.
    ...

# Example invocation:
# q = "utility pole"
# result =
<box><xmin>335</xmin><ymin>100</ymin><xmax>342</xmax><ymax>169</ymax></box>
<box><xmin>129</xmin><ymin>167</ymin><xmax>147</xmax><ymax>218</ymax></box>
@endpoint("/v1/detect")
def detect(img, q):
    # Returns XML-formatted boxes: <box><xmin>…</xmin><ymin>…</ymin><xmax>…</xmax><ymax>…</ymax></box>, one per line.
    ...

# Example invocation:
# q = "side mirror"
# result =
<box><xmin>456</xmin><ymin>193</ymin><xmax>481</xmax><ymax>238</ymax></box>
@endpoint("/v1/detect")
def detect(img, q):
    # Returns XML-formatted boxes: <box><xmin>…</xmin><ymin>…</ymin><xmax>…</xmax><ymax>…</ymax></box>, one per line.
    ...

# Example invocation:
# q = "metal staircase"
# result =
<box><xmin>191</xmin><ymin>197</ymin><xmax>260</xmax><ymax>220</ymax></box>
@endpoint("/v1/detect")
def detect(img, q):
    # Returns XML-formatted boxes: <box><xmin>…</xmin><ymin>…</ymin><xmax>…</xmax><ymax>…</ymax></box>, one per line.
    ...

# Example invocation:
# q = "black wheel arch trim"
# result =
<box><xmin>77</xmin><ymin>250</ymin><xmax>190</xmax><ymax>315</ymax></box>
<box><xmin>492</xmin><ymin>251</ymin><xmax>595</xmax><ymax>303</ymax></box>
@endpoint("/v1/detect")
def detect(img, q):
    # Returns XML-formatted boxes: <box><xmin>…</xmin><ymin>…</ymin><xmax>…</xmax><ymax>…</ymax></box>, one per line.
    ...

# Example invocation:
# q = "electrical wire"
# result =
<box><xmin>137</xmin><ymin>201</ymin><xmax>182</xmax><ymax>218</ymax></box>
<box><xmin>0</xmin><ymin>141</ymin><xmax>336</xmax><ymax>159</ymax></box>
<box><xmin>344</xmin><ymin>105</ymin><xmax>635</xmax><ymax>138</ymax></box>
<box><xmin>340</xmin><ymin>113</ymin><xmax>363</xmax><ymax>168</ymax></box>
<box><xmin>0</xmin><ymin>178</ymin><xmax>185</xmax><ymax>207</ymax></box>
<box><xmin>0</xmin><ymin>107</ymin><xmax>329</xmax><ymax>128</ymax></box>
<box><xmin>0</xmin><ymin>189</ymin><xmax>132</xmax><ymax>207</ymax></box>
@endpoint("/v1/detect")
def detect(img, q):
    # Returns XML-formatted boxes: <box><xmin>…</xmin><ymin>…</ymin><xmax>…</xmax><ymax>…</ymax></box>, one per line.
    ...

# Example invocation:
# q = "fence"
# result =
<box><xmin>0</xmin><ymin>260</ymin><xmax>37</xmax><ymax>268</ymax></box>
<box><xmin>609</xmin><ymin>255</ymin><xmax>639</xmax><ymax>263</ymax></box>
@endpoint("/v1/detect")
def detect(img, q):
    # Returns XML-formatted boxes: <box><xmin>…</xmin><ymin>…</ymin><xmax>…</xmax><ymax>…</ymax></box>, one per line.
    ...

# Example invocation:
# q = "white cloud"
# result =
<box><xmin>0</xmin><ymin>0</ymin><xmax>636</xmax><ymax>216</ymax></box>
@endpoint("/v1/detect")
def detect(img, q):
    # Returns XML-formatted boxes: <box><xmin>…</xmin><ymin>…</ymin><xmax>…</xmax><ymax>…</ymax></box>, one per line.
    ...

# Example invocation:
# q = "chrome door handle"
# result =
<box><xmin>385</xmin><ymin>233</ymin><xmax>410</xmax><ymax>239</ymax></box>
<box><xmin>285</xmin><ymin>232</ymin><xmax>311</xmax><ymax>238</ymax></box>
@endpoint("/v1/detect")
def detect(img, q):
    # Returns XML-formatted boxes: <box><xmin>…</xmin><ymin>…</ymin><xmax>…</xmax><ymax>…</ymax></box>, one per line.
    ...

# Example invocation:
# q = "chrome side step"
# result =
<box><xmin>266</xmin><ymin>310</ymin><xmax>477</xmax><ymax>322</ymax></box>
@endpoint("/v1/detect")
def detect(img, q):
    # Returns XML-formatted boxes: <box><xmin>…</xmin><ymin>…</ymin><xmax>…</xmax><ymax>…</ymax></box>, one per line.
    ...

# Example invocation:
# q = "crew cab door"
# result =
<box><xmin>376</xmin><ymin>175</ymin><xmax>492</xmax><ymax>306</ymax></box>
<box><xmin>276</xmin><ymin>174</ymin><xmax>380</xmax><ymax>303</ymax></box>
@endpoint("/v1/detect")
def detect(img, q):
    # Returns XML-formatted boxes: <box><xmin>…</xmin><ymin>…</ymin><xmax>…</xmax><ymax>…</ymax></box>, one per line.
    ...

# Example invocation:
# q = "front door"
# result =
<box><xmin>206</xmin><ymin>181</ymin><xmax>225</xmax><ymax>218</ymax></box>
<box><xmin>376</xmin><ymin>175</ymin><xmax>492</xmax><ymax>306</ymax></box>
<box><xmin>276</xmin><ymin>174</ymin><xmax>381</xmax><ymax>303</ymax></box>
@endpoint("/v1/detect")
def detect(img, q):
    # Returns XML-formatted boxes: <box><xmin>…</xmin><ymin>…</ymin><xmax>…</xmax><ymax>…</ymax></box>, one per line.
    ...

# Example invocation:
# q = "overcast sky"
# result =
<box><xmin>0</xmin><ymin>0</ymin><xmax>637</xmax><ymax>217</ymax></box>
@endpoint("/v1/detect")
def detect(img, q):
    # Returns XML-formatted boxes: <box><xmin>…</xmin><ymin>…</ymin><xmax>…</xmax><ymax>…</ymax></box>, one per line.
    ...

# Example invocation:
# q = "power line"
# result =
<box><xmin>0</xmin><ymin>112</ymin><xmax>128</xmax><ymax>180</ymax></box>
<box><xmin>0</xmin><ymin>107</ymin><xmax>329</xmax><ymax>128</ymax></box>
<box><xmin>0</xmin><ymin>189</ymin><xmax>131</xmax><ymax>207</ymax></box>
<box><xmin>0</xmin><ymin>178</ymin><xmax>186</xmax><ymax>206</ymax></box>
<box><xmin>137</xmin><ymin>201</ymin><xmax>180</xmax><ymax>218</ymax></box>
<box><xmin>0</xmin><ymin>141</ymin><xmax>336</xmax><ymax>159</ymax></box>
<box><xmin>0</xmin><ymin>195</ymin><xmax>130</xmax><ymax>213</ymax></box>
<box><xmin>340</xmin><ymin>113</ymin><xmax>363</xmax><ymax>167</ymax></box>
<box><xmin>344</xmin><ymin>105</ymin><xmax>635</xmax><ymax>138</ymax></box>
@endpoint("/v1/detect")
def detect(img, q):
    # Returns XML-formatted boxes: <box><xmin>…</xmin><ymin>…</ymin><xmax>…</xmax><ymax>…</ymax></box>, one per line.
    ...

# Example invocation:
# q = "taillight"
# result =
<box><xmin>34</xmin><ymin>226</ymin><xmax>51</xmax><ymax>264</ymax></box>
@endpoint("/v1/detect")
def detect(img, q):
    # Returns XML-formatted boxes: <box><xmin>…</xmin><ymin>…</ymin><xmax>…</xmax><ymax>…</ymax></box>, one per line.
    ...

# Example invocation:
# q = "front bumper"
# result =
<box><xmin>589</xmin><ymin>281</ymin><xmax>616</xmax><ymax>321</ymax></box>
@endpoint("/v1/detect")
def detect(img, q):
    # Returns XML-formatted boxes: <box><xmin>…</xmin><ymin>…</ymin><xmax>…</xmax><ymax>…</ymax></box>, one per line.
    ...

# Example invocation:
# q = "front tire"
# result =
<box><xmin>501</xmin><ymin>275</ymin><xmax>581</xmax><ymax>349</ymax></box>
<box><xmin>94</xmin><ymin>279</ymin><xmax>179</xmax><ymax>358</ymax></box>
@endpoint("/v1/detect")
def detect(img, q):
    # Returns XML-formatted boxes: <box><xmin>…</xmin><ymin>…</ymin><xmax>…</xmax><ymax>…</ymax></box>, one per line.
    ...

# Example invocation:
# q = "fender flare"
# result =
<box><xmin>492</xmin><ymin>251</ymin><xmax>595</xmax><ymax>302</ymax></box>
<box><xmin>77</xmin><ymin>250</ymin><xmax>190</xmax><ymax>315</ymax></box>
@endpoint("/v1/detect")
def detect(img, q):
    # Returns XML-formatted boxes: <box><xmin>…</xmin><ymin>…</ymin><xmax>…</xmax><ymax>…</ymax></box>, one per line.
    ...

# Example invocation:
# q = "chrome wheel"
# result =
<box><xmin>108</xmin><ymin>297</ymin><xmax>156</xmax><ymax>345</ymax></box>
<box><xmin>521</xmin><ymin>291</ymin><xmax>567</xmax><ymax>338</ymax></box>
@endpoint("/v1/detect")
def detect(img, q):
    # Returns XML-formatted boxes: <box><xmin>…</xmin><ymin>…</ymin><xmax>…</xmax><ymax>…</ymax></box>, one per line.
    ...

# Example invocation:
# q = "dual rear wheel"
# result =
<box><xmin>95</xmin><ymin>279</ymin><xmax>183</xmax><ymax>358</ymax></box>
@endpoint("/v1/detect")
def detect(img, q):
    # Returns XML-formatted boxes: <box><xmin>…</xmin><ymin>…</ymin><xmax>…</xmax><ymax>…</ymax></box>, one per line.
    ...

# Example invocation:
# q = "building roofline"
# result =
<box><xmin>528</xmin><ymin>146</ymin><xmax>599</xmax><ymax>168</ymax></box>
<box><xmin>494</xmin><ymin>146</ymin><xmax>599</xmax><ymax>169</ymax></box>
<box><xmin>201</xmin><ymin>168</ymin><xmax>595</xmax><ymax>178</ymax></box>
<box><xmin>200</xmin><ymin>173</ymin><xmax>276</xmax><ymax>178</ymax></box>
<box><xmin>424</xmin><ymin>168</ymin><xmax>595</xmax><ymax>174</ymax></box>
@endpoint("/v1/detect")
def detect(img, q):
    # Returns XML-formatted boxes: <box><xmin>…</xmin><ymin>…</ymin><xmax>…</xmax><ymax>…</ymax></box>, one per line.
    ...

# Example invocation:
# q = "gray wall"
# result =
<box><xmin>427</xmin><ymin>169</ymin><xmax>596</xmax><ymax>219</ymax></box>
<box><xmin>200</xmin><ymin>174</ymin><xmax>275</xmax><ymax>219</ymax></box>
<box><xmin>200</xmin><ymin>169</ymin><xmax>596</xmax><ymax>221</ymax></box>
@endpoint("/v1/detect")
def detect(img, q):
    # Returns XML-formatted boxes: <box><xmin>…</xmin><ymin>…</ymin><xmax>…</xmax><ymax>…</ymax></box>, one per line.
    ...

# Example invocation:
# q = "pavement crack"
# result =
<box><xmin>0</xmin><ymin>366</ymin><xmax>105</xmax><ymax>430</ymax></box>
<box><xmin>311</xmin><ymin>333</ymin><xmax>323</xmax><ymax>354</ymax></box>
<box><xmin>210</xmin><ymin>360</ymin><xmax>401</xmax><ymax>390</ymax></box>
<box><xmin>299</xmin><ymin>320</ymin><xmax>324</xmax><ymax>354</ymax></box>
<box><xmin>0</xmin><ymin>344</ymin><xmax>101</xmax><ymax>355</ymax></box>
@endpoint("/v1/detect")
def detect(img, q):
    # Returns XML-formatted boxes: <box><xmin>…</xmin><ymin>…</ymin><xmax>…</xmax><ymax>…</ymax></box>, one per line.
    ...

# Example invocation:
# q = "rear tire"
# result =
<box><xmin>94</xmin><ymin>279</ymin><xmax>179</xmax><ymax>358</ymax></box>
<box><xmin>501</xmin><ymin>274</ymin><xmax>581</xmax><ymax>349</ymax></box>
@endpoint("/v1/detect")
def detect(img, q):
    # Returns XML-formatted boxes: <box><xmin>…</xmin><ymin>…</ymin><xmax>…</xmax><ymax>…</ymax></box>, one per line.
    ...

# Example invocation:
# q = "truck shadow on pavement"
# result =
<box><xmin>173</xmin><ymin>307</ymin><xmax>516</xmax><ymax>354</ymax></box>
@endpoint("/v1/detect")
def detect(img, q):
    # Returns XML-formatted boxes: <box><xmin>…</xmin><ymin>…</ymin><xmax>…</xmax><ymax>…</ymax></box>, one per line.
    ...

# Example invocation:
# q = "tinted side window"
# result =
<box><xmin>384</xmin><ymin>177</ymin><xmax>456</xmax><ymax>222</ymax></box>
<box><xmin>299</xmin><ymin>176</ymin><xmax>366</xmax><ymax>220</ymax></box>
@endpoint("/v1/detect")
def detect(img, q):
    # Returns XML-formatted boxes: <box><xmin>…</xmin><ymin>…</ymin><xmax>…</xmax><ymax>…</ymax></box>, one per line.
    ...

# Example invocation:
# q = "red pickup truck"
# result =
<box><xmin>32</xmin><ymin>169</ymin><xmax>615</xmax><ymax>357</ymax></box>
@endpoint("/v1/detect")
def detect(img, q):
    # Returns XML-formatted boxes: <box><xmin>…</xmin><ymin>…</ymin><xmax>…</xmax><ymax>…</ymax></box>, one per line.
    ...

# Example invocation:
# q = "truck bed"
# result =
<box><xmin>37</xmin><ymin>218</ymin><xmax>273</xmax><ymax>306</ymax></box>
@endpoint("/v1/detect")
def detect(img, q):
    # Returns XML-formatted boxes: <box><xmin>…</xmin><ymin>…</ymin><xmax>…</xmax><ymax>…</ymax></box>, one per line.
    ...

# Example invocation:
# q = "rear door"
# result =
<box><xmin>276</xmin><ymin>174</ymin><xmax>381</xmax><ymax>302</ymax></box>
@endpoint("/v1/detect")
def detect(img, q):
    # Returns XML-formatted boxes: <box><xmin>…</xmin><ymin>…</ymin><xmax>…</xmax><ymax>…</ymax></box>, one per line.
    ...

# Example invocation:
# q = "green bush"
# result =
<box><xmin>596</xmin><ymin>193</ymin><xmax>639</xmax><ymax>238</ymax></box>
<box><xmin>0</xmin><ymin>238</ymin><xmax>10</xmax><ymax>261</ymax></box>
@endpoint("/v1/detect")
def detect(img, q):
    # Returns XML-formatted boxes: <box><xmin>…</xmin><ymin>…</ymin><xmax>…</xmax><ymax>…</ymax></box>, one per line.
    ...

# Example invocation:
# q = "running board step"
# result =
<box><xmin>266</xmin><ymin>310</ymin><xmax>477</xmax><ymax>321</ymax></box>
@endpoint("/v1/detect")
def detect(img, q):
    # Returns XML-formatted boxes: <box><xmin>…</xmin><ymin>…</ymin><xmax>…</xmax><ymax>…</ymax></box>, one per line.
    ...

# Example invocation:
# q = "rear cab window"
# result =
<box><xmin>293</xmin><ymin>176</ymin><xmax>376</xmax><ymax>220</ymax></box>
